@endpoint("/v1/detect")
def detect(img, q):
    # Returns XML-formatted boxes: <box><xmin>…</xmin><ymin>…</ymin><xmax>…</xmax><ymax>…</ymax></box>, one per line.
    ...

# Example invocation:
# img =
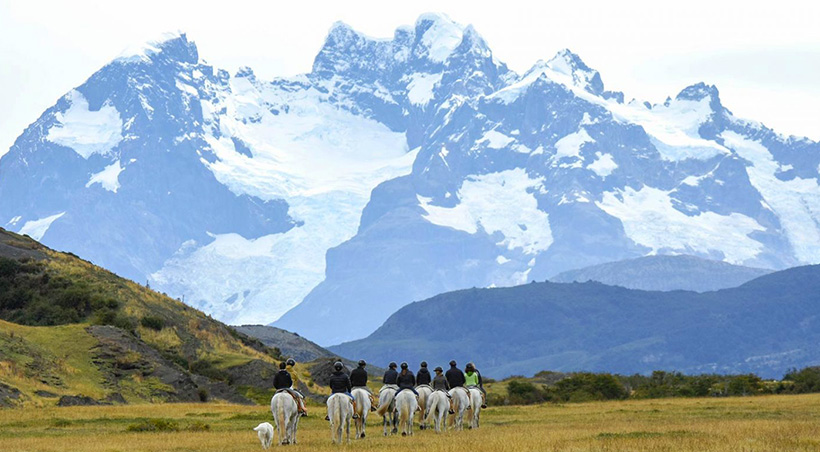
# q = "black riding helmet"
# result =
<box><xmin>449</xmin><ymin>360</ymin><xmax>457</xmax><ymax>367</ymax></box>
<box><xmin>465</xmin><ymin>362</ymin><xmax>475</xmax><ymax>371</ymax></box>
<box><xmin>358</xmin><ymin>359</ymin><xmax>366</xmax><ymax>367</ymax></box>
<box><xmin>400</xmin><ymin>362</ymin><xmax>408</xmax><ymax>369</ymax></box>
<box><xmin>389</xmin><ymin>362</ymin><xmax>397</xmax><ymax>369</ymax></box>
<box><xmin>334</xmin><ymin>361</ymin><xmax>344</xmax><ymax>371</ymax></box>
<box><xmin>286</xmin><ymin>358</ymin><xmax>296</xmax><ymax>367</ymax></box>
<box><xmin>420</xmin><ymin>361</ymin><xmax>428</xmax><ymax>368</ymax></box>
<box><xmin>434</xmin><ymin>366</ymin><xmax>443</xmax><ymax>372</ymax></box>
<box><xmin>279</xmin><ymin>361</ymin><xmax>287</xmax><ymax>370</ymax></box>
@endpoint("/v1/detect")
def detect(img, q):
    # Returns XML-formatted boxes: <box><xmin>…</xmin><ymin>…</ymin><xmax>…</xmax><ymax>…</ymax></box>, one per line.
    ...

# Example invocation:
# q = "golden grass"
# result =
<box><xmin>2</xmin><ymin>393</ymin><xmax>819</xmax><ymax>451</ymax></box>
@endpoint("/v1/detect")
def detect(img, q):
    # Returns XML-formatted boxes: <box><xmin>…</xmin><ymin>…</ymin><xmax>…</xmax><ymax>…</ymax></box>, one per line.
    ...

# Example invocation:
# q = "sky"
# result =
<box><xmin>1</xmin><ymin>0</ymin><xmax>818</xmax><ymax>155</ymax></box>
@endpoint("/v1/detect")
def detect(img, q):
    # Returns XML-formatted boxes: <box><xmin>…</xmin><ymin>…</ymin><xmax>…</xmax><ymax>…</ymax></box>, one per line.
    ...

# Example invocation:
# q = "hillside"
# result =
<box><xmin>549</xmin><ymin>255</ymin><xmax>773</xmax><ymax>292</ymax></box>
<box><xmin>0</xmin><ymin>228</ymin><xmax>312</xmax><ymax>407</ymax></box>
<box><xmin>234</xmin><ymin>325</ymin><xmax>334</xmax><ymax>362</ymax></box>
<box><xmin>330</xmin><ymin>265</ymin><xmax>820</xmax><ymax>378</ymax></box>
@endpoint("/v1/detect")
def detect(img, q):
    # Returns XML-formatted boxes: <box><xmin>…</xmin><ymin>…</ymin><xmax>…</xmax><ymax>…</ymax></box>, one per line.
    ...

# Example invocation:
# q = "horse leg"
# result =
<box><xmin>345</xmin><ymin>417</ymin><xmax>351</xmax><ymax>444</ymax></box>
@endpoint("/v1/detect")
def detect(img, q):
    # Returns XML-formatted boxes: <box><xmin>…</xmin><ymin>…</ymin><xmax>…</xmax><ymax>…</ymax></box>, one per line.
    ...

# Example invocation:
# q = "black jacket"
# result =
<box><xmin>416</xmin><ymin>368</ymin><xmax>432</xmax><ymax>385</ymax></box>
<box><xmin>383</xmin><ymin>368</ymin><xmax>398</xmax><ymax>385</ymax></box>
<box><xmin>273</xmin><ymin>370</ymin><xmax>293</xmax><ymax>390</ymax></box>
<box><xmin>397</xmin><ymin>370</ymin><xmax>416</xmax><ymax>389</ymax></box>
<box><xmin>329</xmin><ymin>371</ymin><xmax>352</xmax><ymax>394</ymax></box>
<box><xmin>350</xmin><ymin>367</ymin><xmax>368</xmax><ymax>387</ymax></box>
<box><xmin>446</xmin><ymin>366</ymin><xmax>465</xmax><ymax>388</ymax></box>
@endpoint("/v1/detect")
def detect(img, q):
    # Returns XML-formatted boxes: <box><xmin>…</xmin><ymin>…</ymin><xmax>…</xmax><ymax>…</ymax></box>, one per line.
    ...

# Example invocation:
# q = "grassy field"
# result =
<box><xmin>1</xmin><ymin>394</ymin><xmax>819</xmax><ymax>451</ymax></box>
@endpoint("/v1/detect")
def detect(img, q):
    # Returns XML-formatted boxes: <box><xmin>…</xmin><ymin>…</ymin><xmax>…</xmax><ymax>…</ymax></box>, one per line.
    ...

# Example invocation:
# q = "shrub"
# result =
<box><xmin>126</xmin><ymin>418</ymin><xmax>179</xmax><ymax>432</ymax></box>
<box><xmin>783</xmin><ymin>367</ymin><xmax>820</xmax><ymax>393</ymax></box>
<box><xmin>507</xmin><ymin>380</ymin><xmax>547</xmax><ymax>405</ymax></box>
<box><xmin>140</xmin><ymin>315</ymin><xmax>165</xmax><ymax>331</ymax></box>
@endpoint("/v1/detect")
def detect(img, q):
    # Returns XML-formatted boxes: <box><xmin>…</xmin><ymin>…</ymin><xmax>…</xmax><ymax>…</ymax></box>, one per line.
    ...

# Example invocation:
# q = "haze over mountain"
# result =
<box><xmin>549</xmin><ymin>255</ymin><xmax>772</xmax><ymax>292</ymax></box>
<box><xmin>330</xmin><ymin>265</ymin><xmax>820</xmax><ymax>379</ymax></box>
<box><xmin>1</xmin><ymin>14</ymin><xmax>819</xmax><ymax>345</ymax></box>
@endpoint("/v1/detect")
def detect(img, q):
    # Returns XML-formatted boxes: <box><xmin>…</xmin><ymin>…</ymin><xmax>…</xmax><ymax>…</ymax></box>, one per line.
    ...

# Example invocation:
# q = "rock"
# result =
<box><xmin>57</xmin><ymin>395</ymin><xmax>102</xmax><ymax>406</ymax></box>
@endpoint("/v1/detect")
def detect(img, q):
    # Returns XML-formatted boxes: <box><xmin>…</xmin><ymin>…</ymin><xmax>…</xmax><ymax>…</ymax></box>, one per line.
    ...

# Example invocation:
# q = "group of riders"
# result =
<box><xmin>272</xmin><ymin>358</ymin><xmax>487</xmax><ymax>419</ymax></box>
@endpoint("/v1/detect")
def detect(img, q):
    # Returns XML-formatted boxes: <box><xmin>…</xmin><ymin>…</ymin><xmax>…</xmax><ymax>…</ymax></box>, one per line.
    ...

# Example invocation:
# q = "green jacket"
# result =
<box><xmin>465</xmin><ymin>371</ymin><xmax>479</xmax><ymax>387</ymax></box>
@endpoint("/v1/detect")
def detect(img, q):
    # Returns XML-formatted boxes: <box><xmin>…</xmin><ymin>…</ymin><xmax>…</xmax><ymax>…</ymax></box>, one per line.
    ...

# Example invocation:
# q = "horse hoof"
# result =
<box><xmin>361</xmin><ymin>432</ymin><xmax>365</xmax><ymax>438</ymax></box>
<box><xmin>402</xmin><ymin>432</ymin><xmax>407</xmax><ymax>437</ymax></box>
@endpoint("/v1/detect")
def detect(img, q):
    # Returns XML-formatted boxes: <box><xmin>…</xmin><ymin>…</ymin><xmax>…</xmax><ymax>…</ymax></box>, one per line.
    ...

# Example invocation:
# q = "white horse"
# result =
<box><xmin>270</xmin><ymin>391</ymin><xmax>300</xmax><ymax>445</ymax></box>
<box><xmin>395</xmin><ymin>389</ymin><xmax>418</xmax><ymax>437</ymax></box>
<box><xmin>416</xmin><ymin>385</ymin><xmax>433</xmax><ymax>430</ymax></box>
<box><xmin>351</xmin><ymin>387</ymin><xmax>371</xmax><ymax>439</ymax></box>
<box><xmin>376</xmin><ymin>386</ymin><xmax>398</xmax><ymax>436</ymax></box>
<box><xmin>424</xmin><ymin>390</ymin><xmax>450</xmax><ymax>433</ymax></box>
<box><xmin>448</xmin><ymin>387</ymin><xmax>470</xmax><ymax>431</ymax></box>
<box><xmin>467</xmin><ymin>387</ymin><xmax>483</xmax><ymax>429</ymax></box>
<box><xmin>326</xmin><ymin>393</ymin><xmax>353</xmax><ymax>444</ymax></box>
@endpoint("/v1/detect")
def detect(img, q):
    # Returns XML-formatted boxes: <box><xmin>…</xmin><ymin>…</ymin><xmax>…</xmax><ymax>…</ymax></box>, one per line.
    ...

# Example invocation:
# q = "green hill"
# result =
<box><xmin>0</xmin><ymin>228</ymin><xmax>316</xmax><ymax>407</ymax></box>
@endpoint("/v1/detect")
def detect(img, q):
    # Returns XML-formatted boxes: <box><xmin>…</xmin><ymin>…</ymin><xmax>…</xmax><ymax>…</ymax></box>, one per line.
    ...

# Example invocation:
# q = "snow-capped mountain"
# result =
<box><xmin>2</xmin><ymin>14</ymin><xmax>820</xmax><ymax>345</ymax></box>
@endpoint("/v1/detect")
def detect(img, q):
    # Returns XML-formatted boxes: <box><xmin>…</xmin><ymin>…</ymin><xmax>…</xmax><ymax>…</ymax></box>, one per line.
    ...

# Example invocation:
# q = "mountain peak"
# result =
<box><xmin>114</xmin><ymin>31</ymin><xmax>197</xmax><ymax>65</ymax></box>
<box><xmin>676</xmin><ymin>82</ymin><xmax>720</xmax><ymax>102</ymax></box>
<box><xmin>414</xmin><ymin>12</ymin><xmax>466</xmax><ymax>63</ymax></box>
<box><xmin>545</xmin><ymin>49</ymin><xmax>604</xmax><ymax>94</ymax></box>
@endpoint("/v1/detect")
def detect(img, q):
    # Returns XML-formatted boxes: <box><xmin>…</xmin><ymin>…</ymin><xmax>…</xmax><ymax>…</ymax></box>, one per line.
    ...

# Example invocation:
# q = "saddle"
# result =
<box><xmin>415</xmin><ymin>384</ymin><xmax>434</xmax><ymax>392</ymax></box>
<box><xmin>379</xmin><ymin>384</ymin><xmax>399</xmax><ymax>393</ymax></box>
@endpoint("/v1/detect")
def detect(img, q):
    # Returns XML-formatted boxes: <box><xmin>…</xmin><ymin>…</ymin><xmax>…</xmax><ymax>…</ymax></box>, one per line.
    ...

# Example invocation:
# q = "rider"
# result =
<box><xmin>383</xmin><ymin>361</ymin><xmax>399</xmax><ymax>386</ymax></box>
<box><xmin>445</xmin><ymin>360</ymin><xmax>466</xmax><ymax>389</ymax></box>
<box><xmin>284</xmin><ymin>358</ymin><xmax>308</xmax><ymax>416</ymax></box>
<box><xmin>416</xmin><ymin>361</ymin><xmax>432</xmax><ymax>386</ymax></box>
<box><xmin>464</xmin><ymin>362</ymin><xmax>488</xmax><ymax>408</ymax></box>
<box><xmin>350</xmin><ymin>359</ymin><xmax>377</xmax><ymax>411</ymax></box>
<box><xmin>325</xmin><ymin>361</ymin><xmax>359</xmax><ymax>420</ymax></box>
<box><xmin>396</xmin><ymin>362</ymin><xmax>418</xmax><ymax>396</ymax></box>
<box><xmin>432</xmin><ymin>366</ymin><xmax>455</xmax><ymax>414</ymax></box>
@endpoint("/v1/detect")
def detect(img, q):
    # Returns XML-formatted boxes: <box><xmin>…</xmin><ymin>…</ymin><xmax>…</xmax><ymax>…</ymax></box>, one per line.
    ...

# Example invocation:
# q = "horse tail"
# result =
<box><xmin>376</xmin><ymin>391</ymin><xmax>393</xmax><ymax>416</ymax></box>
<box><xmin>424</xmin><ymin>393</ymin><xmax>438</xmax><ymax>425</ymax></box>
<box><xmin>398</xmin><ymin>394</ymin><xmax>410</xmax><ymax>427</ymax></box>
<box><xmin>277</xmin><ymin>398</ymin><xmax>286</xmax><ymax>440</ymax></box>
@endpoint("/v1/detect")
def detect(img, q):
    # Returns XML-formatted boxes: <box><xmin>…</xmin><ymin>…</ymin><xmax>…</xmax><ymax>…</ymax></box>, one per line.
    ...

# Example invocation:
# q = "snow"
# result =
<box><xmin>554</xmin><ymin>128</ymin><xmax>593</xmax><ymax>159</ymax></box>
<box><xmin>721</xmin><ymin>131</ymin><xmax>820</xmax><ymax>263</ymax></box>
<box><xmin>115</xmin><ymin>31</ymin><xmax>184</xmax><ymax>63</ymax></box>
<box><xmin>151</xmin><ymin>75</ymin><xmax>418</xmax><ymax>324</ymax></box>
<box><xmin>418</xmin><ymin>13</ymin><xmax>464</xmax><ymax>63</ymax></box>
<box><xmin>18</xmin><ymin>212</ymin><xmax>66</xmax><ymax>241</ymax></box>
<box><xmin>86</xmin><ymin>160</ymin><xmax>124</xmax><ymax>192</ymax></box>
<box><xmin>596</xmin><ymin>185</ymin><xmax>764</xmax><ymax>264</ymax></box>
<box><xmin>406</xmin><ymin>73</ymin><xmax>442</xmax><ymax>106</ymax></box>
<box><xmin>418</xmin><ymin>168</ymin><xmax>553</xmax><ymax>254</ymax></box>
<box><xmin>479</xmin><ymin>130</ymin><xmax>515</xmax><ymax>149</ymax></box>
<box><xmin>46</xmin><ymin>90</ymin><xmax>123</xmax><ymax>159</ymax></box>
<box><xmin>6</xmin><ymin>216</ymin><xmax>22</xmax><ymax>227</ymax></box>
<box><xmin>587</xmin><ymin>152</ymin><xmax>617</xmax><ymax>177</ymax></box>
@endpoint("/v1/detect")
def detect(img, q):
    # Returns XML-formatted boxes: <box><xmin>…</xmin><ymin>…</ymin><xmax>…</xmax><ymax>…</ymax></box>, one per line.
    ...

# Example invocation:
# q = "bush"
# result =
<box><xmin>190</xmin><ymin>359</ymin><xmax>230</xmax><ymax>382</ymax></box>
<box><xmin>783</xmin><ymin>367</ymin><xmax>820</xmax><ymax>393</ymax></box>
<box><xmin>550</xmin><ymin>373</ymin><xmax>628</xmax><ymax>402</ymax></box>
<box><xmin>126</xmin><ymin>418</ymin><xmax>179</xmax><ymax>432</ymax></box>
<box><xmin>507</xmin><ymin>380</ymin><xmax>548</xmax><ymax>405</ymax></box>
<box><xmin>198</xmin><ymin>389</ymin><xmax>209</xmax><ymax>402</ymax></box>
<box><xmin>140</xmin><ymin>315</ymin><xmax>165</xmax><ymax>331</ymax></box>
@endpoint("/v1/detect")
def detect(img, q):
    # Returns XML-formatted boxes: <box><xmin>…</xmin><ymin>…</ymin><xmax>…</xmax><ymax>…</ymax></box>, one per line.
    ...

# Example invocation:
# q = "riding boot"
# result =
<box><xmin>448</xmin><ymin>399</ymin><xmax>455</xmax><ymax>415</ymax></box>
<box><xmin>352</xmin><ymin>400</ymin><xmax>359</xmax><ymax>419</ymax></box>
<box><xmin>369</xmin><ymin>395</ymin><xmax>377</xmax><ymax>411</ymax></box>
<box><xmin>297</xmin><ymin>397</ymin><xmax>308</xmax><ymax>417</ymax></box>
<box><xmin>481</xmin><ymin>393</ymin><xmax>487</xmax><ymax>409</ymax></box>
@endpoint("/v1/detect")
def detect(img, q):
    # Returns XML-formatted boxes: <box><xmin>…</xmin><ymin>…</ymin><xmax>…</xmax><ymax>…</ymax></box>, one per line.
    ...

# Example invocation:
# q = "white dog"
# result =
<box><xmin>253</xmin><ymin>422</ymin><xmax>274</xmax><ymax>449</ymax></box>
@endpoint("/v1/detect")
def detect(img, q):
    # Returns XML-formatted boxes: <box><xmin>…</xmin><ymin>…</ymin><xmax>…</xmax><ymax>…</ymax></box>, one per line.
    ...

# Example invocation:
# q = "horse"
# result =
<box><xmin>376</xmin><ymin>385</ymin><xmax>398</xmax><ymax>436</ymax></box>
<box><xmin>270</xmin><ymin>391</ymin><xmax>300</xmax><ymax>446</ymax></box>
<box><xmin>448</xmin><ymin>386</ymin><xmax>471</xmax><ymax>431</ymax></box>
<box><xmin>351</xmin><ymin>387</ymin><xmax>371</xmax><ymax>439</ymax></box>
<box><xmin>415</xmin><ymin>384</ymin><xmax>433</xmax><ymax>430</ymax></box>
<box><xmin>467</xmin><ymin>387</ymin><xmax>483</xmax><ymax>429</ymax></box>
<box><xmin>424</xmin><ymin>390</ymin><xmax>450</xmax><ymax>433</ymax></box>
<box><xmin>394</xmin><ymin>389</ymin><xmax>418</xmax><ymax>437</ymax></box>
<box><xmin>326</xmin><ymin>393</ymin><xmax>353</xmax><ymax>444</ymax></box>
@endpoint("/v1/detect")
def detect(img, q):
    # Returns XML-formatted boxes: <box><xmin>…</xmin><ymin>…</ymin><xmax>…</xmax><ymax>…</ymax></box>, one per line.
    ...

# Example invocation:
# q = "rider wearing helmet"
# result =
<box><xmin>325</xmin><ymin>361</ymin><xmax>359</xmax><ymax>420</ymax></box>
<box><xmin>284</xmin><ymin>358</ymin><xmax>308</xmax><ymax>416</ymax></box>
<box><xmin>383</xmin><ymin>361</ymin><xmax>399</xmax><ymax>386</ymax></box>
<box><xmin>416</xmin><ymin>361</ymin><xmax>432</xmax><ymax>386</ymax></box>
<box><xmin>350</xmin><ymin>359</ymin><xmax>377</xmax><ymax>411</ymax></box>
<box><xmin>445</xmin><ymin>360</ymin><xmax>466</xmax><ymax>389</ymax></box>
<box><xmin>464</xmin><ymin>362</ymin><xmax>487</xmax><ymax>408</ymax></box>
<box><xmin>432</xmin><ymin>366</ymin><xmax>455</xmax><ymax>414</ymax></box>
<box><xmin>396</xmin><ymin>362</ymin><xmax>419</xmax><ymax>396</ymax></box>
